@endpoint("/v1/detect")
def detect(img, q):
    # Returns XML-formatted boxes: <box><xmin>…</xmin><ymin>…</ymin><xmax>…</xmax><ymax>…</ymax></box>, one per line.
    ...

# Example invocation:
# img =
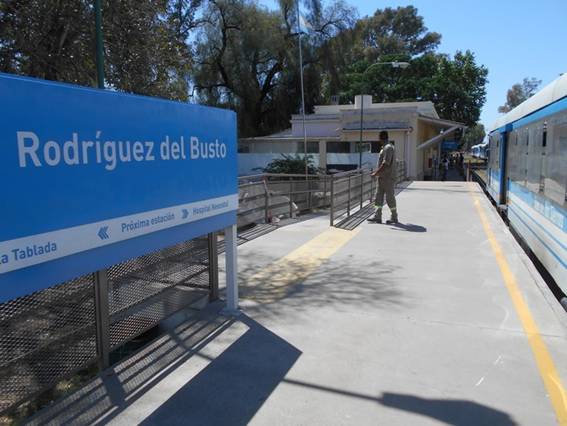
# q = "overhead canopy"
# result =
<box><xmin>416</xmin><ymin>115</ymin><xmax>466</xmax><ymax>151</ymax></box>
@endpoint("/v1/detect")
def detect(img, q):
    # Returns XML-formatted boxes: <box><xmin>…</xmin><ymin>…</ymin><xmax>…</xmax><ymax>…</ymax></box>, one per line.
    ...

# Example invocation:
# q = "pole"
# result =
<box><xmin>94</xmin><ymin>270</ymin><xmax>110</xmax><ymax>370</ymax></box>
<box><xmin>207</xmin><ymin>232</ymin><xmax>219</xmax><ymax>301</ymax></box>
<box><xmin>224</xmin><ymin>224</ymin><xmax>239</xmax><ymax>313</ymax></box>
<box><xmin>296</xmin><ymin>0</ymin><xmax>308</xmax><ymax>176</ymax></box>
<box><xmin>94</xmin><ymin>0</ymin><xmax>105</xmax><ymax>89</ymax></box>
<box><xmin>358</xmin><ymin>93</ymin><xmax>364</xmax><ymax>169</ymax></box>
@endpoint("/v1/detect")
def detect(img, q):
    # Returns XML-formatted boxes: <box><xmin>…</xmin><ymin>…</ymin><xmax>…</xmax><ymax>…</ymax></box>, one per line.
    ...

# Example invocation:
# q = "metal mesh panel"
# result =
<box><xmin>107</xmin><ymin>238</ymin><xmax>210</xmax><ymax>350</ymax></box>
<box><xmin>0</xmin><ymin>274</ymin><xmax>97</xmax><ymax>414</ymax></box>
<box><xmin>238</xmin><ymin>182</ymin><xmax>268</xmax><ymax>227</ymax></box>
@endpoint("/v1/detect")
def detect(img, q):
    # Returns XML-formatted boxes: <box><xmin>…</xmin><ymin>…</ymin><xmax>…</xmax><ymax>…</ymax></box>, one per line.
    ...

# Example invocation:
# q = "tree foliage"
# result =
<box><xmin>261</xmin><ymin>154</ymin><xmax>318</xmax><ymax>174</ymax></box>
<box><xmin>461</xmin><ymin>123</ymin><xmax>486</xmax><ymax>150</ymax></box>
<box><xmin>498</xmin><ymin>77</ymin><xmax>541</xmax><ymax>113</ymax></box>
<box><xmin>192</xmin><ymin>0</ymin><xmax>354</xmax><ymax>136</ymax></box>
<box><xmin>0</xmin><ymin>0</ymin><xmax>195</xmax><ymax>99</ymax></box>
<box><xmin>0</xmin><ymin>1</ymin><xmax>489</xmax><ymax>133</ymax></box>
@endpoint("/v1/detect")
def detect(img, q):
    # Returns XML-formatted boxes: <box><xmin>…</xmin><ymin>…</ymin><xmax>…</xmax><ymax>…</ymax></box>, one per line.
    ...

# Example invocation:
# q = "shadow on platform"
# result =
<box><xmin>387</xmin><ymin>222</ymin><xmax>427</xmax><ymax>233</ymax></box>
<box><xmin>140</xmin><ymin>314</ymin><xmax>301</xmax><ymax>426</ymax></box>
<box><xmin>282</xmin><ymin>380</ymin><xmax>517</xmax><ymax>426</ymax></box>
<box><xmin>236</xmin><ymin>254</ymin><xmax>406</xmax><ymax>317</ymax></box>
<box><xmin>379</xmin><ymin>392</ymin><xmax>517</xmax><ymax>426</ymax></box>
<box><xmin>27</xmin><ymin>307</ymin><xmax>301</xmax><ymax>426</ymax></box>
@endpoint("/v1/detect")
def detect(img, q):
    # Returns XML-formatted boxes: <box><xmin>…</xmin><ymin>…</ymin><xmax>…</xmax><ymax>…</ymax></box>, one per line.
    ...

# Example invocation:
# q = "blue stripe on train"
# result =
<box><xmin>508</xmin><ymin>199</ymin><xmax>567</xmax><ymax>252</ymax></box>
<box><xmin>508</xmin><ymin>181</ymin><xmax>567</xmax><ymax>233</ymax></box>
<box><xmin>508</xmin><ymin>207</ymin><xmax>567</xmax><ymax>269</ymax></box>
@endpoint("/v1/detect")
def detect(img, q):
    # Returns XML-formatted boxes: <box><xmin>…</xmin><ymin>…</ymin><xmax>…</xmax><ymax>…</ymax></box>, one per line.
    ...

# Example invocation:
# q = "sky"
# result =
<box><xmin>260</xmin><ymin>0</ymin><xmax>567</xmax><ymax>131</ymax></box>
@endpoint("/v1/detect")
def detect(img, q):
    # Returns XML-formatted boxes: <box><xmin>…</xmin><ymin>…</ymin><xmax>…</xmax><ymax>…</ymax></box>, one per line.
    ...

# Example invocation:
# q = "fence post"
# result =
<box><xmin>94</xmin><ymin>269</ymin><xmax>110</xmax><ymax>370</ymax></box>
<box><xmin>263</xmin><ymin>178</ymin><xmax>270</xmax><ymax>223</ymax></box>
<box><xmin>467</xmin><ymin>160</ymin><xmax>471</xmax><ymax>182</ymax></box>
<box><xmin>307</xmin><ymin>177</ymin><xmax>312</xmax><ymax>211</ymax></box>
<box><xmin>347</xmin><ymin>175</ymin><xmax>351</xmax><ymax>217</ymax></box>
<box><xmin>330</xmin><ymin>175</ymin><xmax>335</xmax><ymax>226</ymax></box>
<box><xmin>369</xmin><ymin>171</ymin><xmax>374</xmax><ymax>203</ymax></box>
<box><xmin>289</xmin><ymin>180</ymin><xmax>293</xmax><ymax>218</ymax></box>
<box><xmin>323</xmin><ymin>175</ymin><xmax>327</xmax><ymax>207</ymax></box>
<box><xmin>359</xmin><ymin>171</ymin><xmax>363</xmax><ymax>209</ymax></box>
<box><xmin>208</xmin><ymin>232</ymin><xmax>219</xmax><ymax>301</ymax></box>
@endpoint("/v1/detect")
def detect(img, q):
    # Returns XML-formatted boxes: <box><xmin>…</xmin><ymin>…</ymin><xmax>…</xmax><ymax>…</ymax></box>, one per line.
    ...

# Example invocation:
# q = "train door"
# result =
<box><xmin>498</xmin><ymin>131</ymin><xmax>509</xmax><ymax>205</ymax></box>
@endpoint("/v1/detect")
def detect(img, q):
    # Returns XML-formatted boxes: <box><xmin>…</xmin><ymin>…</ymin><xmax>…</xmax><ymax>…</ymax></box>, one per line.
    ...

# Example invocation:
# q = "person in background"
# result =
<box><xmin>441</xmin><ymin>154</ymin><xmax>449</xmax><ymax>181</ymax></box>
<box><xmin>368</xmin><ymin>131</ymin><xmax>398</xmax><ymax>224</ymax></box>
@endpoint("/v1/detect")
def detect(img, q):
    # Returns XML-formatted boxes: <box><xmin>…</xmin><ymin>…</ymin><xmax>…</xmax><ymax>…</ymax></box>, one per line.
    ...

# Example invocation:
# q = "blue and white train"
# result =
<box><xmin>487</xmin><ymin>73</ymin><xmax>567</xmax><ymax>292</ymax></box>
<box><xmin>471</xmin><ymin>142</ymin><xmax>489</xmax><ymax>160</ymax></box>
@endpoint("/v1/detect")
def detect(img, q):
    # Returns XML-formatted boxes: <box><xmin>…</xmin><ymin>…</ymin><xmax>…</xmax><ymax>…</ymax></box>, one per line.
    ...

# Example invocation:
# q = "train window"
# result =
<box><xmin>542</xmin><ymin>130</ymin><xmax>547</xmax><ymax>147</ymax></box>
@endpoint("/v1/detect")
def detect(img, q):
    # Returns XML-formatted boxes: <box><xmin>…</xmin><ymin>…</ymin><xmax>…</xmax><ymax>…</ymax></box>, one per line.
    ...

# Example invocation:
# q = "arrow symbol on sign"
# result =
<box><xmin>182</xmin><ymin>209</ymin><xmax>189</xmax><ymax>219</ymax></box>
<box><xmin>98</xmin><ymin>226</ymin><xmax>110</xmax><ymax>240</ymax></box>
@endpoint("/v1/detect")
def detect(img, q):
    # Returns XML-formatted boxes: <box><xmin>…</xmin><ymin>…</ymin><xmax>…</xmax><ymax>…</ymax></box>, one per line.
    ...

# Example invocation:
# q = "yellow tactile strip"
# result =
<box><xmin>241</xmin><ymin>227</ymin><xmax>359</xmax><ymax>304</ymax></box>
<box><xmin>472</xmin><ymin>193</ymin><xmax>567</xmax><ymax>425</ymax></box>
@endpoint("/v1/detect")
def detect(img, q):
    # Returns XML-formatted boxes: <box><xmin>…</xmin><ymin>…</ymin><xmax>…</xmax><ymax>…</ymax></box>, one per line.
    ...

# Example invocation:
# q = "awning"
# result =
<box><xmin>418</xmin><ymin>115</ymin><xmax>466</xmax><ymax>128</ymax></box>
<box><xmin>417</xmin><ymin>125</ymin><xmax>461</xmax><ymax>151</ymax></box>
<box><xmin>416</xmin><ymin>114</ymin><xmax>467</xmax><ymax>151</ymax></box>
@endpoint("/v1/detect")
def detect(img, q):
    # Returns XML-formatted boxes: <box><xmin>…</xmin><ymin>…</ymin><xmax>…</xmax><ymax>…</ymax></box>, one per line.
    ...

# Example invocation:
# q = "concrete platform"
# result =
<box><xmin>29</xmin><ymin>181</ymin><xmax>567</xmax><ymax>426</ymax></box>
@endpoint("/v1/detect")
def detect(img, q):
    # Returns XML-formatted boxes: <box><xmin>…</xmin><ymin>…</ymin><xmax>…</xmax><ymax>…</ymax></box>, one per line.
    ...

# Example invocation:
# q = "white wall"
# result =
<box><xmin>327</xmin><ymin>153</ymin><xmax>378</xmax><ymax>169</ymax></box>
<box><xmin>291</xmin><ymin>120</ymin><xmax>339</xmax><ymax>138</ymax></box>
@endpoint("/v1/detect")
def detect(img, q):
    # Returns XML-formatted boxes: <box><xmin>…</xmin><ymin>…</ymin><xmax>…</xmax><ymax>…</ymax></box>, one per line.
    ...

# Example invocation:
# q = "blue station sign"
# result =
<box><xmin>0</xmin><ymin>73</ymin><xmax>238</xmax><ymax>302</ymax></box>
<box><xmin>441</xmin><ymin>141</ymin><xmax>460</xmax><ymax>151</ymax></box>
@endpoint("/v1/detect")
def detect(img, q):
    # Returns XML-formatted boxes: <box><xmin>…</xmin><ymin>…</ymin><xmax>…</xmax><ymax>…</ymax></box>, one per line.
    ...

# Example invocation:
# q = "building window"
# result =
<box><xmin>371</xmin><ymin>141</ymin><xmax>383</xmax><ymax>153</ymax></box>
<box><xmin>296</xmin><ymin>142</ymin><xmax>319</xmax><ymax>154</ymax></box>
<box><xmin>327</xmin><ymin>142</ymin><xmax>351</xmax><ymax>153</ymax></box>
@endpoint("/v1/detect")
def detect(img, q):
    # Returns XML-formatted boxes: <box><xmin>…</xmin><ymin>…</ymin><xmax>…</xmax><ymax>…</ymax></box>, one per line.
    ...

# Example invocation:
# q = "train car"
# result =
<box><xmin>487</xmin><ymin>73</ymin><xmax>567</xmax><ymax>292</ymax></box>
<box><xmin>471</xmin><ymin>142</ymin><xmax>489</xmax><ymax>160</ymax></box>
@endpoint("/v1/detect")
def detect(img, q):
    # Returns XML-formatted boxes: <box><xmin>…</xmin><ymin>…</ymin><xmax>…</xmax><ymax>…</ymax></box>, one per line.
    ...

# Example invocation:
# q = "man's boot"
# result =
<box><xmin>368</xmin><ymin>207</ymin><xmax>382</xmax><ymax>223</ymax></box>
<box><xmin>386</xmin><ymin>213</ymin><xmax>398</xmax><ymax>224</ymax></box>
<box><xmin>386</xmin><ymin>208</ymin><xmax>398</xmax><ymax>224</ymax></box>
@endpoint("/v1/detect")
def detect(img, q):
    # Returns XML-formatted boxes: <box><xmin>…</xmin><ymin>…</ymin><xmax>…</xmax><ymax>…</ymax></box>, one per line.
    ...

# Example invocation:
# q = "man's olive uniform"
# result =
<box><xmin>373</xmin><ymin>141</ymin><xmax>397</xmax><ymax>222</ymax></box>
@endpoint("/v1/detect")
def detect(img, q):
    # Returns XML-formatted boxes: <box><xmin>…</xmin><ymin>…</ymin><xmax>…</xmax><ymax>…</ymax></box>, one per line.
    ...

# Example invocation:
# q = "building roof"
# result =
<box><xmin>342</xmin><ymin>121</ymin><xmax>411</xmax><ymax>131</ymax></box>
<box><xmin>311</xmin><ymin>100</ymin><xmax>439</xmax><ymax>118</ymax></box>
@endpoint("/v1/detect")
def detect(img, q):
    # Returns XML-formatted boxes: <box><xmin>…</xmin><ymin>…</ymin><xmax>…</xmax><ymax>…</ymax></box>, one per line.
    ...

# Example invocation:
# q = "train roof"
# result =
<box><xmin>489</xmin><ymin>72</ymin><xmax>567</xmax><ymax>133</ymax></box>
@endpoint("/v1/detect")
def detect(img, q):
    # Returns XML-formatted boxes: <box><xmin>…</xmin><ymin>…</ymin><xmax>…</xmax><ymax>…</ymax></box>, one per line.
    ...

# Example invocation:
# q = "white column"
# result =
<box><xmin>319</xmin><ymin>140</ymin><xmax>327</xmax><ymax>170</ymax></box>
<box><xmin>224</xmin><ymin>224</ymin><xmax>239</xmax><ymax>313</ymax></box>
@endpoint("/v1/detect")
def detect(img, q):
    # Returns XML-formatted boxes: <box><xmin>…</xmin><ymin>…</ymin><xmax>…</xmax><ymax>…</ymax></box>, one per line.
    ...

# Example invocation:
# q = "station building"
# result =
<box><xmin>239</xmin><ymin>95</ymin><xmax>466</xmax><ymax>179</ymax></box>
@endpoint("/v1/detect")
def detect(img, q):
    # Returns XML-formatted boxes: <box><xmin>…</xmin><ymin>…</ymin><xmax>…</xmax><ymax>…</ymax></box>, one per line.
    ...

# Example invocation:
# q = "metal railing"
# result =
<box><xmin>0</xmin><ymin>234</ymin><xmax>217</xmax><ymax>417</ymax></box>
<box><xmin>329</xmin><ymin>160</ymin><xmax>406</xmax><ymax>227</ymax></box>
<box><xmin>237</xmin><ymin>173</ymin><xmax>332</xmax><ymax>227</ymax></box>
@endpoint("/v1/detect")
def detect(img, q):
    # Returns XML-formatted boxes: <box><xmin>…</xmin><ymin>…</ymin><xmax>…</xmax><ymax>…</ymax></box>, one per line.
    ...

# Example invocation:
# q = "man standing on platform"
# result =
<box><xmin>368</xmin><ymin>131</ymin><xmax>398</xmax><ymax>224</ymax></box>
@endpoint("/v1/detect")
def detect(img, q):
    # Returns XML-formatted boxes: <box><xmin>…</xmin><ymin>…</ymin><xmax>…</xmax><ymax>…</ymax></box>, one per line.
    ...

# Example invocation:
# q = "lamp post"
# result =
<box><xmin>358</xmin><ymin>61</ymin><xmax>409</xmax><ymax>169</ymax></box>
<box><xmin>296</xmin><ymin>0</ymin><xmax>308</xmax><ymax>177</ymax></box>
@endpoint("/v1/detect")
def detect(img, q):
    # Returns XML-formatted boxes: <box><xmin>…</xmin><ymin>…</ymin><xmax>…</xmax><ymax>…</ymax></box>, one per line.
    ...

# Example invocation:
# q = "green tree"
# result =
<box><xmin>319</xmin><ymin>6</ymin><xmax>441</xmax><ymax>97</ymax></box>
<box><xmin>426</xmin><ymin>51</ymin><xmax>488</xmax><ymax>126</ymax></box>
<box><xmin>193</xmin><ymin>0</ymin><xmax>352</xmax><ymax>137</ymax></box>
<box><xmin>461</xmin><ymin>123</ymin><xmax>486</xmax><ymax>150</ymax></box>
<box><xmin>0</xmin><ymin>0</ymin><xmax>95</xmax><ymax>84</ymax></box>
<box><xmin>498</xmin><ymin>77</ymin><xmax>541</xmax><ymax>113</ymax></box>
<box><xmin>340</xmin><ymin>50</ymin><xmax>487</xmax><ymax>126</ymax></box>
<box><xmin>0</xmin><ymin>0</ymin><xmax>196</xmax><ymax>100</ymax></box>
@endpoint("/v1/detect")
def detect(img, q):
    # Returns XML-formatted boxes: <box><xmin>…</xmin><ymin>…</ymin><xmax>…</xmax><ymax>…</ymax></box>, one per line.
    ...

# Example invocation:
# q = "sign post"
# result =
<box><xmin>0</xmin><ymin>73</ymin><xmax>239</xmax><ymax>309</ymax></box>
